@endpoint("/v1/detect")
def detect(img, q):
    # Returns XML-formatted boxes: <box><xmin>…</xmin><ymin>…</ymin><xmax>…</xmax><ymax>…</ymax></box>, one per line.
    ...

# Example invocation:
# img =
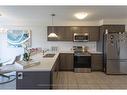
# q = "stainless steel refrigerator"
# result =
<box><xmin>103</xmin><ymin>32</ymin><xmax>127</xmax><ymax>74</ymax></box>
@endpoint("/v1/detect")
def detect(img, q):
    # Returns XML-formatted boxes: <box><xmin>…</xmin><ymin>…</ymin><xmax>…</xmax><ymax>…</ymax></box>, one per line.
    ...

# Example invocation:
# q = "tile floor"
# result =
<box><xmin>0</xmin><ymin>71</ymin><xmax>127</xmax><ymax>89</ymax></box>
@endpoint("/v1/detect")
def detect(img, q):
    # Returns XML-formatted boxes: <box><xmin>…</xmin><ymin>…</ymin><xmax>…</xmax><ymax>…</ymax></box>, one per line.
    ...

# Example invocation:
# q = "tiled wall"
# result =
<box><xmin>43</xmin><ymin>41</ymin><xmax>96</xmax><ymax>52</ymax></box>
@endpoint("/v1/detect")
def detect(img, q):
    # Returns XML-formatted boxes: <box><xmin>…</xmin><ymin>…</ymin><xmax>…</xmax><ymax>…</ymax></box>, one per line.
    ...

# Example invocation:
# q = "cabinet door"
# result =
<box><xmin>66</xmin><ymin>53</ymin><xmax>74</xmax><ymax>70</ymax></box>
<box><xmin>51</xmin><ymin>62</ymin><xmax>58</xmax><ymax>89</ymax></box>
<box><xmin>59</xmin><ymin>53</ymin><xmax>67</xmax><ymax>70</ymax></box>
<box><xmin>80</xmin><ymin>26</ymin><xmax>99</xmax><ymax>41</ymax></box>
<box><xmin>102</xmin><ymin>25</ymin><xmax>125</xmax><ymax>32</ymax></box>
<box><xmin>51</xmin><ymin>55</ymin><xmax>60</xmax><ymax>89</ymax></box>
<box><xmin>47</xmin><ymin>26</ymin><xmax>65</xmax><ymax>41</ymax></box>
<box><xmin>60</xmin><ymin>53</ymin><xmax>74</xmax><ymax>71</ymax></box>
<box><xmin>56</xmin><ymin>26</ymin><xmax>65</xmax><ymax>41</ymax></box>
<box><xmin>80</xmin><ymin>26</ymin><xmax>90</xmax><ymax>34</ymax></box>
<box><xmin>16</xmin><ymin>71</ymin><xmax>51</xmax><ymax>89</ymax></box>
<box><xmin>70</xmin><ymin>26</ymin><xmax>81</xmax><ymax>34</ymax></box>
<box><xmin>47</xmin><ymin>26</ymin><xmax>57</xmax><ymax>41</ymax></box>
<box><xmin>91</xmin><ymin>54</ymin><xmax>103</xmax><ymax>71</ymax></box>
<box><xmin>89</xmin><ymin>26</ymin><xmax>100</xmax><ymax>41</ymax></box>
<box><xmin>64</xmin><ymin>27</ymin><xmax>73</xmax><ymax>41</ymax></box>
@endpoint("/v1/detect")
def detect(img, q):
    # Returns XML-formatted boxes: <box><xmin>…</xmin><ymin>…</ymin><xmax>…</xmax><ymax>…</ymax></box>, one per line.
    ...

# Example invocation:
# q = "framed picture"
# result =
<box><xmin>7</xmin><ymin>29</ymin><xmax>32</xmax><ymax>47</ymax></box>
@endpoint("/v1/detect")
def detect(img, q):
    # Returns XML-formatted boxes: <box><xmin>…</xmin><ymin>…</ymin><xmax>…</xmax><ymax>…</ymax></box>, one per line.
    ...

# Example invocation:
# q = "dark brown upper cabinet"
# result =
<box><xmin>47</xmin><ymin>26</ymin><xmax>100</xmax><ymax>41</ymax></box>
<box><xmin>89</xmin><ymin>26</ymin><xmax>100</xmax><ymax>41</ymax></box>
<box><xmin>80</xmin><ymin>26</ymin><xmax>100</xmax><ymax>41</ymax></box>
<box><xmin>63</xmin><ymin>27</ymin><xmax>74</xmax><ymax>41</ymax></box>
<box><xmin>47</xmin><ymin>26</ymin><xmax>65</xmax><ymax>41</ymax></box>
<box><xmin>101</xmin><ymin>25</ymin><xmax>125</xmax><ymax>32</ymax></box>
<box><xmin>70</xmin><ymin>26</ymin><xmax>81</xmax><ymax>34</ymax></box>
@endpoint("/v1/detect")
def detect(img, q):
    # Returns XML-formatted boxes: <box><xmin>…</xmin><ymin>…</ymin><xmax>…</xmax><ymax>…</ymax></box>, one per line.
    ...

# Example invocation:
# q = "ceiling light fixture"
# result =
<box><xmin>48</xmin><ymin>14</ymin><xmax>58</xmax><ymax>38</ymax></box>
<box><xmin>74</xmin><ymin>12</ymin><xmax>88</xmax><ymax>20</ymax></box>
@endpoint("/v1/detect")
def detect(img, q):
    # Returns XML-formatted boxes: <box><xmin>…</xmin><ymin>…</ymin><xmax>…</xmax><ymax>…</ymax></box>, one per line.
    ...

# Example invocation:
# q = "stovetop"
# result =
<box><xmin>74</xmin><ymin>51</ymin><xmax>91</xmax><ymax>56</ymax></box>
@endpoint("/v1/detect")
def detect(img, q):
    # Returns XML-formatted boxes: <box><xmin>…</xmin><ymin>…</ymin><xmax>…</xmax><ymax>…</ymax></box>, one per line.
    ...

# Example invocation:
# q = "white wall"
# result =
<box><xmin>0</xmin><ymin>25</ymin><xmax>43</xmax><ymax>59</ymax></box>
<box><xmin>2</xmin><ymin>18</ymin><xmax>127</xmax><ymax>59</ymax></box>
<box><xmin>0</xmin><ymin>20</ymin><xmax>99</xmax><ymax>59</ymax></box>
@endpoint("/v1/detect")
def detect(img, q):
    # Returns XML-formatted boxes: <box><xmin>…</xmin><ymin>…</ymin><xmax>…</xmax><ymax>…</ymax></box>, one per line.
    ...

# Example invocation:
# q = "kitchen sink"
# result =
<box><xmin>43</xmin><ymin>54</ymin><xmax>56</xmax><ymax>58</ymax></box>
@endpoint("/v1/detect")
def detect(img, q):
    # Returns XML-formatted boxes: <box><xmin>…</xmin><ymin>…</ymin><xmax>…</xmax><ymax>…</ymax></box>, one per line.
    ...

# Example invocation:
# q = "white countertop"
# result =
<box><xmin>0</xmin><ymin>50</ymin><xmax>102</xmax><ymax>72</ymax></box>
<box><xmin>24</xmin><ymin>52</ymin><xmax>59</xmax><ymax>71</ymax></box>
<box><xmin>18</xmin><ymin>50</ymin><xmax>102</xmax><ymax>71</ymax></box>
<box><xmin>58</xmin><ymin>50</ymin><xmax>102</xmax><ymax>54</ymax></box>
<box><xmin>0</xmin><ymin>52</ymin><xmax>59</xmax><ymax>72</ymax></box>
<box><xmin>88</xmin><ymin>51</ymin><xmax>102</xmax><ymax>54</ymax></box>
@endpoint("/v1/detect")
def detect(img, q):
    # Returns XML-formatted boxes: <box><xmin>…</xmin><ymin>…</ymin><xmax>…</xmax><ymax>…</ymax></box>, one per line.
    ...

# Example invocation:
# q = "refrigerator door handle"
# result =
<box><xmin>120</xmin><ymin>60</ymin><xmax>127</xmax><ymax>62</ymax></box>
<box><xmin>118</xmin><ymin>39</ymin><xmax>120</xmax><ymax>56</ymax></box>
<box><xmin>116</xmin><ymin>39</ymin><xmax>120</xmax><ymax>57</ymax></box>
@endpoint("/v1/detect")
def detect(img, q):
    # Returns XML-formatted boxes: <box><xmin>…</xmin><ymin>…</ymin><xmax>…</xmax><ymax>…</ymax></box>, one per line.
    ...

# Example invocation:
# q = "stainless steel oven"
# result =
<box><xmin>74</xmin><ymin>33</ymin><xmax>89</xmax><ymax>42</ymax></box>
<box><xmin>73</xmin><ymin>46</ymin><xmax>91</xmax><ymax>73</ymax></box>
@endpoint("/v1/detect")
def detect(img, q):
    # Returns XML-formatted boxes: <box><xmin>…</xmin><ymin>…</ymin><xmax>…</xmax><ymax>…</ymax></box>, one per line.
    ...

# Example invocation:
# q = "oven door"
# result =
<box><xmin>74</xmin><ymin>55</ymin><xmax>91</xmax><ymax>68</ymax></box>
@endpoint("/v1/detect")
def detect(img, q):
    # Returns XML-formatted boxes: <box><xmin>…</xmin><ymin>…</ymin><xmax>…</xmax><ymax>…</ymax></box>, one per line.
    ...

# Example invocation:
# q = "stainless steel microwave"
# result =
<box><xmin>74</xmin><ymin>33</ymin><xmax>89</xmax><ymax>42</ymax></box>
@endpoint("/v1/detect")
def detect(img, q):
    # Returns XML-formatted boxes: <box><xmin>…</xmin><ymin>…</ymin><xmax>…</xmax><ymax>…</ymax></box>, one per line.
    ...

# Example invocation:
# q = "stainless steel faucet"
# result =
<box><xmin>42</xmin><ymin>49</ymin><xmax>49</xmax><ymax>55</ymax></box>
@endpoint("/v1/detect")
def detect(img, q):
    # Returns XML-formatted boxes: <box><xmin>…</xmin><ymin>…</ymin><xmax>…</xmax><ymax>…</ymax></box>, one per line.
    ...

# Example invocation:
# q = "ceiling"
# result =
<box><xmin>0</xmin><ymin>6</ymin><xmax>127</xmax><ymax>23</ymax></box>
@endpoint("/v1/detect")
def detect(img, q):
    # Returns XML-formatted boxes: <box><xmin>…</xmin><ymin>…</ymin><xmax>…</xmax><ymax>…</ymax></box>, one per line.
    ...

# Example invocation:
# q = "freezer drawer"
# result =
<box><xmin>120</xmin><ymin>60</ymin><xmax>127</xmax><ymax>73</ymax></box>
<box><xmin>106</xmin><ymin>59</ymin><xmax>127</xmax><ymax>74</ymax></box>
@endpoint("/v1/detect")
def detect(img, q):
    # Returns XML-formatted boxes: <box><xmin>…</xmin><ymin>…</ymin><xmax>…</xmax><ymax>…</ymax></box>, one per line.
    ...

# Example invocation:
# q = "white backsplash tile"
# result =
<box><xmin>42</xmin><ymin>41</ymin><xmax>96</xmax><ymax>52</ymax></box>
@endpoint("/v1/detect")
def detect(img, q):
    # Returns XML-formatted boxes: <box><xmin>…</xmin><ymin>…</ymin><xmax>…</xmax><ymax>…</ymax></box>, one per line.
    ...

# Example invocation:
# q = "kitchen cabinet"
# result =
<box><xmin>47</xmin><ymin>26</ymin><xmax>100</xmax><ymax>41</ymax></box>
<box><xmin>88</xmin><ymin>26</ymin><xmax>100</xmax><ymax>41</ymax></box>
<box><xmin>63</xmin><ymin>27</ymin><xmax>74</xmax><ymax>41</ymax></box>
<box><xmin>47</xmin><ymin>26</ymin><xmax>65</xmax><ymax>41</ymax></box>
<box><xmin>80</xmin><ymin>26</ymin><xmax>100</xmax><ymax>41</ymax></box>
<box><xmin>101</xmin><ymin>25</ymin><xmax>125</xmax><ymax>33</ymax></box>
<box><xmin>47</xmin><ymin>26</ymin><xmax>74</xmax><ymax>41</ymax></box>
<box><xmin>16</xmin><ymin>71</ymin><xmax>51</xmax><ymax>89</ymax></box>
<box><xmin>59</xmin><ymin>53</ymin><xmax>74</xmax><ymax>71</ymax></box>
<box><xmin>70</xmin><ymin>26</ymin><xmax>81</xmax><ymax>34</ymax></box>
<box><xmin>80</xmin><ymin>26</ymin><xmax>90</xmax><ymax>34</ymax></box>
<box><xmin>91</xmin><ymin>54</ymin><xmax>103</xmax><ymax>71</ymax></box>
<box><xmin>97</xmin><ymin>24</ymin><xmax>125</xmax><ymax>52</ymax></box>
<box><xmin>51</xmin><ymin>55</ymin><xmax>60</xmax><ymax>89</ymax></box>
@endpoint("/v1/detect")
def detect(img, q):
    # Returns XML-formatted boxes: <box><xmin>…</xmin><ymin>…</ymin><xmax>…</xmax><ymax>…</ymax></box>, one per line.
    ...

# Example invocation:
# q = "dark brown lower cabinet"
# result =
<box><xmin>59</xmin><ymin>53</ymin><xmax>74</xmax><ymax>71</ymax></box>
<box><xmin>51</xmin><ymin>55</ymin><xmax>59</xmax><ymax>89</ymax></box>
<box><xmin>91</xmin><ymin>54</ymin><xmax>103</xmax><ymax>71</ymax></box>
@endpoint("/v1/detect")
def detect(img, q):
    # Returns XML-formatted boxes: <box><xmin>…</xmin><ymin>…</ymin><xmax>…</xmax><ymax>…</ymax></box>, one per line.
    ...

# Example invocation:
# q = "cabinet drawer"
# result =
<box><xmin>91</xmin><ymin>54</ymin><xmax>103</xmax><ymax>71</ymax></box>
<box><xmin>59</xmin><ymin>53</ymin><xmax>74</xmax><ymax>71</ymax></box>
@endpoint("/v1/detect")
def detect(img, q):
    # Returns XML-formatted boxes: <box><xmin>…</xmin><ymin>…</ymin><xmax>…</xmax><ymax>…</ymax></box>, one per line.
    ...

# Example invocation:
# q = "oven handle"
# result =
<box><xmin>74</xmin><ymin>55</ymin><xmax>91</xmax><ymax>57</ymax></box>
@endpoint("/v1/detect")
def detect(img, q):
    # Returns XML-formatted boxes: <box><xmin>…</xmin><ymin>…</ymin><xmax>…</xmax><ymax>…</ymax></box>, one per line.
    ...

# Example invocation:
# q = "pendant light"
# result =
<box><xmin>48</xmin><ymin>14</ymin><xmax>58</xmax><ymax>38</ymax></box>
